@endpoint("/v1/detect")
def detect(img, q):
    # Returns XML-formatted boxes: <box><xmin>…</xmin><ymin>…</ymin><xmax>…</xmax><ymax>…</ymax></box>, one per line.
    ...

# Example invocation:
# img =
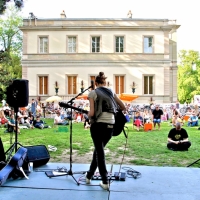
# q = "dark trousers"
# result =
<box><xmin>167</xmin><ymin>141</ymin><xmax>191</xmax><ymax>151</ymax></box>
<box><xmin>87</xmin><ymin>122</ymin><xmax>113</xmax><ymax>184</ymax></box>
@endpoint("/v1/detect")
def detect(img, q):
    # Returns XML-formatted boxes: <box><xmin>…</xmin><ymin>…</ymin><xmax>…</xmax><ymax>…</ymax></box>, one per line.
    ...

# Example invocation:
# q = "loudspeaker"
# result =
<box><xmin>24</xmin><ymin>145</ymin><xmax>50</xmax><ymax>167</ymax></box>
<box><xmin>6</xmin><ymin>79</ymin><xmax>29</xmax><ymax>108</ymax></box>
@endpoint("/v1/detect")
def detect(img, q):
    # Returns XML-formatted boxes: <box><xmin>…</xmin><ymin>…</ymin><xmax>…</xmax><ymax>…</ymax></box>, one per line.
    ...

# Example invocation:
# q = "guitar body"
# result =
<box><xmin>113</xmin><ymin>110</ymin><xmax>127</xmax><ymax>137</ymax></box>
<box><xmin>0</xmin><ymin>147</ymin><xmax>27</xmax><ymax>186</ymax></box>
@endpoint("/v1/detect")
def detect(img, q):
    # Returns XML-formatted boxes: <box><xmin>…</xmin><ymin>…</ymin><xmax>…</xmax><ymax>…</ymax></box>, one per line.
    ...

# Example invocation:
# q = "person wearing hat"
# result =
<box><xmin>187</xmin><ymin>112</ymin><xmax>198</xmax><ymax>127</ymax></box>
<box><xmin>167</xmin><ymin>122</ymin><xmax>191</xmax><ymax>151</ymax></box>
<box><xmin>152</xmin><ymin>104</ymin><xmax>163</xmax><ymax>130</ymax></box>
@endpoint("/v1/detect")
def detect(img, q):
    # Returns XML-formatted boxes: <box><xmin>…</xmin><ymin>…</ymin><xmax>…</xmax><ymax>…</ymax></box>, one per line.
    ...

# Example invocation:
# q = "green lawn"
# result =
<box><xmin>1</xmin><ymin>119</ymin><xmax>200</xmax><ymax>167</ymax></box>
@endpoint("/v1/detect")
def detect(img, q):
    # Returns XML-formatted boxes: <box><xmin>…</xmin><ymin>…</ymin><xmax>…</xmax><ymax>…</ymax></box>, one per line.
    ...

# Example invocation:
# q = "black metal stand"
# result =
<box><xmin>42</xmin><ymin>106</ymin><xmax>46</xmax><ymax>119</ymax></box>
<box><xmin>53</xmin><ymin>85</ymin><xmax>92</xmax><ymax>185</ymax></box>
<box><xmin>5</xmin><ymin>107</ymin><xmax>23</xmax><ymax>162</ymax></box>
<box><xmin>187</xmin><ymin>158</ymin><xmax>200</xmax><ymax>167</ymax></box>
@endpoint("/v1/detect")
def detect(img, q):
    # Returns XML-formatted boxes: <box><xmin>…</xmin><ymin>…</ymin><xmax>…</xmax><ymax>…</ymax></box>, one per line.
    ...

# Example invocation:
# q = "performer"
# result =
<box><xmin>85</xmin><ymin>72</ymin><xmax>125</xmax><ymax>190</ymax></box>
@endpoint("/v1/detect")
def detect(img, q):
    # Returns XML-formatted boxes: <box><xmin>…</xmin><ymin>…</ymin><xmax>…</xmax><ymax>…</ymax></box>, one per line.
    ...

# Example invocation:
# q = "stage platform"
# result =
<box><xmin>1</xmin><ymin>163</ymin><xmax>200</xmax><ymax>200</ymax></box>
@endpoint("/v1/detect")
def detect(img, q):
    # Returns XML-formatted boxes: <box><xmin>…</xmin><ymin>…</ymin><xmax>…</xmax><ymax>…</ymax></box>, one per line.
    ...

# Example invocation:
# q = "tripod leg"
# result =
<box><xmin>69</xmin><ymin>173</ymin><xmax>80</xmax><ymax>185</ymax></box>
<box><xmin>187</xmin><ymin>158</ymin><xmax>200</xmax><ymax>167</ymax></box>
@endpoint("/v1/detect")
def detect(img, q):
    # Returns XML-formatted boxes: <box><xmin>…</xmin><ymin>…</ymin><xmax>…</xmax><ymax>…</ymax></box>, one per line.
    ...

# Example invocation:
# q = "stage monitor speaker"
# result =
<box><xmin>6</xmin><ymin>79</ymin><xmax>29</xmax><ymax>108</ymax></box>
<box><xmin>24</xmin><ymin>145</ymin><xmax>50</xmax><ymax>167</ymax></box>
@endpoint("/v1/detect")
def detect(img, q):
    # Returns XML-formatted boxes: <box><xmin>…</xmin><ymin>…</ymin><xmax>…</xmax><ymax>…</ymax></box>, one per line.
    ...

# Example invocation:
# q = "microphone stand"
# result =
<box><xmin>50</xmin><ymin>85</ymin><xmax>92</xmax><ymax>185</ymax></box>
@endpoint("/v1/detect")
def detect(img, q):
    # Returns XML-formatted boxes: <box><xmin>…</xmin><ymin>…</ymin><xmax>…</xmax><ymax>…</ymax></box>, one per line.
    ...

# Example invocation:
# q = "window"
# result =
<box><xmin>144</xmin><ymin>36</ymin><xmax>153</xmax><ymax>53</ymax></box>
<box><xmin>92</xmin><ymin>37</ymin><xmax>100</xmax><ymax>52</ymax></box>
<box><xmin>39</xmin><ymin>76</ymin><xmax>48</xmax><ymax>95</ymax></box>
<box><xmin>115</xmin><ymin>36</ymin><xmax>124</xmax><ymax>52</ymax></box>
<box><xmin>144</xmin><ymin>76</ymin><xmax>153</xmax><ymax>94</ymax></box>
<box><xmin>39</xmin><ymin>37</ymin><xmax>48</xmax><ymax>53</ymax></box>
<box><xmin>68</xmin><ymin>37</ymin><xmax>76</xmax><ymax>53</ymax></box>
<box><xmin>90</xmin><ymin>76</ymin><xmax>96</xmax><ymax>90</ymax></box>
<box><xmin>68</xmin><ymin>76</ymin><xmax>77</xmax><ymax>94</ymax></box>
<box><xmin>115</xmin><ymin>76</ymin><xmax>124</xmax><ymax>94</ymax></box>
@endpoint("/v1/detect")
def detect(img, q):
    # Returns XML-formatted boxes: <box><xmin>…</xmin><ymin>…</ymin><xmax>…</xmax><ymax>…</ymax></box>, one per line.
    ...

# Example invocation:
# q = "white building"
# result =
<box><xmin>20</xmin><ymin>14</ymin><xmax>180</xmax><ymax>103</ymax></box>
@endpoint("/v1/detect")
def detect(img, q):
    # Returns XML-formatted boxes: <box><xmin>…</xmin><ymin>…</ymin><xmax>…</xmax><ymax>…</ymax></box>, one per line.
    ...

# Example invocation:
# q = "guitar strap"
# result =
<box><xmin>96</xmin><ymin>88</ymin><xmax>128</xmax><ymax>138</ymax></box>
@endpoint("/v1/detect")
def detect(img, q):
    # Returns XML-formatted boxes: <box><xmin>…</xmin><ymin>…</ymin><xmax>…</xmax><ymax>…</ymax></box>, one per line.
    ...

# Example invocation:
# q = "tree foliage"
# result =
<box><xmin>0</xmin><ymin>5</ymin><xmax>23</xmax><ymax>99</ymax></box>
<box><xmin>0</xmin><ymin>0</ymin><xmax>24</xmax><ymax>15</ymax></box>
<box><xmin>178</xmin><ymin>50</ymin><xmax>200</xmax><ymax>104</ymax></box>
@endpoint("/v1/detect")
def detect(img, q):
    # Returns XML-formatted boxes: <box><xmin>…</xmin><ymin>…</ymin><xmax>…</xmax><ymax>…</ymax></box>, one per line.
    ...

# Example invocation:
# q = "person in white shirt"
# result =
<box><xmin>54</xmin><ymin>111</ymin><xmax>68</xmax><ymax>125</ymax></box>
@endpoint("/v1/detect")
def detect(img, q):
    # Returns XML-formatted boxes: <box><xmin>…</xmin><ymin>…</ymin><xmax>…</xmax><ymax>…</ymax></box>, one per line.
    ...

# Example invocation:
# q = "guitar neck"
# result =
<box><xmin>59</xmin><ymin>102</ymin><xmax>88</xmax><ymax>114</ymax></box>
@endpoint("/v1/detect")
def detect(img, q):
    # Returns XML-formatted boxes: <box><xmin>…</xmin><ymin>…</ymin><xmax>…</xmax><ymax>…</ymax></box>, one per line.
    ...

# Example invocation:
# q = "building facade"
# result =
<box><xmin>20</xmin><ymin>16</ymin><xmax>180</xmax><ymax>103</ymax></box>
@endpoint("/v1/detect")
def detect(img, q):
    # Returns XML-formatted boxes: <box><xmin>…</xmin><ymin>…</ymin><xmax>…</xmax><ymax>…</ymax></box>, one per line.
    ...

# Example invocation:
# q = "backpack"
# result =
<box><xmin>1</xmin><ymin>118</ymin><xmax>8</xmax><ymax>124</ymax></box>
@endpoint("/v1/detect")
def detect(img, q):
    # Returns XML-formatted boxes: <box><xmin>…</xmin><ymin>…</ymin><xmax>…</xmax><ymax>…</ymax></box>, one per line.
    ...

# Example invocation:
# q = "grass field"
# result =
<box><xmin>1</xmin><ymin>118</ymin><xmax>200</xmax><ymax>167</ymax></box>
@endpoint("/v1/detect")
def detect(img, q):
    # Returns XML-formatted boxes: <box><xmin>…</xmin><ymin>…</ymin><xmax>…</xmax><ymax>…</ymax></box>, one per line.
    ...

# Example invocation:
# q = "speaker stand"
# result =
<box><xmin>5</xmin><ymin>106</ymin><xmax>23</xmax><ymax>162</ymax></box>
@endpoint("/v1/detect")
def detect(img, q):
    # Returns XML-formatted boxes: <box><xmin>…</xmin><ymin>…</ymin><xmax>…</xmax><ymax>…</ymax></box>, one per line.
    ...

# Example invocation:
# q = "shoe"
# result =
<box><xmin>48</xmin><ymin>126</ymin><xmax>51</xmax><ymax>128</ymax></box>
<box><xmin>99</xmin><ymin>181</ymin><xmax>109</xmax><ymax>190</ymax></box>
<box><xmin>48</xmin><ymin>145</ymin><xmax>57</xmax><ymax>152</ymax></box>
<box><xmin>39</xmin><ymin>125</ymin><xmax>44</xmax><ymax>129</ymax></box>
<box><xmin>85</xmin><ymin>173</ymin><xmax>91</xmax><ymax>184</ymax></box>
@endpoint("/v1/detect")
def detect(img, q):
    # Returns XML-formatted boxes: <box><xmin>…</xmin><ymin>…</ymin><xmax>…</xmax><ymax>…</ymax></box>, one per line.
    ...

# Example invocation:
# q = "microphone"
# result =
<box><xmin>90</xmin><ymin>80</ymin><xmax>95</xmax><ymax>90</ymax></box>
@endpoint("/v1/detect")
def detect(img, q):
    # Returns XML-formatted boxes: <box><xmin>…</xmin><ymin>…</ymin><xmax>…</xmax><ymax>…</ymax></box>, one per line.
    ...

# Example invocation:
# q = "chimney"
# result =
<box><xmin>60</xmin><ymin>10</ymin><xmax>66</xmax><ymax>18</ymax></box>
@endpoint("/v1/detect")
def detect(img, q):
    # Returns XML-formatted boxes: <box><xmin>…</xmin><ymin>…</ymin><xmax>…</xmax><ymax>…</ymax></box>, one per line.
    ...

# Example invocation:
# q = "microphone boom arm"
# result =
<box><xmin>67</xmin><ymin>84</ymin><xmax>92</xmax><ymax>105</ymax></box>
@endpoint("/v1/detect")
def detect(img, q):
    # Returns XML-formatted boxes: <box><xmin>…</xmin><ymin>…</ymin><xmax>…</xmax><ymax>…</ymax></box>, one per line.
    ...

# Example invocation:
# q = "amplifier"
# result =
<box><xmin>24</xmin><ymin>145</ymin><xmax>50</xmax><ymax>167</ymax></box>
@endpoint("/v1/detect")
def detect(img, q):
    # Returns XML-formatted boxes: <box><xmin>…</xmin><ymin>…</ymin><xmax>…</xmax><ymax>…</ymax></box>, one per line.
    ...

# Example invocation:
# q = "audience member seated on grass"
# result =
<box><xmin>54</xmin><ymin>111</ymin><xmax>68</xmax><ymax>125</ymax></box>
<box><xmin>83</xmin><ymin>103</ymin><xmax>90</xmax><ymax>111</ymax></box>
<box><xmin>84</xmin><ymin>118</ymin><xmax>90</xmax><ymax>129</ymax></box>
<box><xmin>17</xmin><ymin>108</ymin><xmax>28</xmax><ymax>124</ymax></box>
<box><xmin>188</xmin><ymin>112</ymin><xmax>198</xmax><ymax>127</ymax></box>
<box><xmin>0</xmin><ymin>110</ymin><xmax>8</xmax><ymax>126</ymax></box>
<box><xmin>123</xmin><ymin>110</ymin><xmax>130</xmax><ymax>122</ymax></box>
<box><xmin>185</xmin><ymin>108</ymin><xmax>193</xmax><ymax>117</ymax></box>
<box><xmin>33</xmin><ymin>116</ymin><xmax>51</xmax><ymax>129</ymax></box>
<box><xmin>172</xmin><ymin>113</ymin><xmax>183</xmax><ymax>127</ymax></box>
<box><xmin>161</xmin><ymin>108</ymin><xmax>169</xmax><ymax>122</ymax></box>
<box><xmin>167</xmin><ymin>122</ymin><xmax>191</xmax><ymax>151</ymax></box>
<box><xmin>4</xmin><ymin>108</ymin><xmax>11</xmax><ymax>119</ymax></box>
<box><xmin>143</xmin><ymin>109</ymin><xmax>151</xmax><ymax>123</ymax></box>
<box><xmin>3</xmin><ymin>103</ymin><xmax>10</xmax><ymax>111</ymax></box>
<box><xmin>152</xmin><ymin>104</ymin><xmax>163</xmax><ymax>130</ymax></box>
<box><xmin>7</xmin><ymin>114</ymin><xmax>20</xmax><ymax>134</ymax></box>
<box><xmin>74</xmin><ymin>113</ymin><xmax>82</xmax><ymax>123</ymax></box>
<box><xmin>133</xmin><ymin>111</ymin><xmax>143</xmax><ymax>131</ymax></box>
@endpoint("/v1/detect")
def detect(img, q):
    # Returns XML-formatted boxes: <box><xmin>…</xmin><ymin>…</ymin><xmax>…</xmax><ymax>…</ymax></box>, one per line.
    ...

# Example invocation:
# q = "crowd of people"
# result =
<box><xmin>0</xmin><ymin>100</ymin><xmax>52</xmax><ymax>133</ymax></box>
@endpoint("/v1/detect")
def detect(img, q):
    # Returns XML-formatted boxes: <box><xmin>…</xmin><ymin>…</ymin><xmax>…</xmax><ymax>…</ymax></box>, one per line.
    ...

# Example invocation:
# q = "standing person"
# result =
<box><xmin>152</xmin><ymin>104</ymin><xmax>163</xmax><ymax>130</ymax></box>
<box><xmin>31</xmin><ymin>99</ymin><xmax>36</xmax><ymax>117</ymax></box>
<box><xmin>175</xmin><ymin>100</ymin><xmax>180</xmax><ymax>110</ymax></box>
<box><xmin>167</xmin><ymin>122</ymin><xmax>191</xmax><ymax>151</ymax></box>
<box><xmin>150</xmin><ymin>103</ymin><xmax>155</xmax><ymax>114</ymax></box>
<box><xmin>85</xmin><ymin>72</ymin><xmax>125</xmax><ymax>190</ymax></box>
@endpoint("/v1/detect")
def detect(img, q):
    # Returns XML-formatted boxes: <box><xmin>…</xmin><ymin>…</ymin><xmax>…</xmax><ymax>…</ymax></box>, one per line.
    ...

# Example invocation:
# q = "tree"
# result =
<box><xmin>0</xmin><ymin>5</ymin><xmax>23</xmax><ymax>100</ymax></box>
<box><xmin>178</xmin><ymin>50</ymin><xmax>200</xmax><ymax>104</ymax></box>
<box><xmin>0</xmin><ymin>0</ymin><xmax>24</xmax><ymax>15</ymax></box>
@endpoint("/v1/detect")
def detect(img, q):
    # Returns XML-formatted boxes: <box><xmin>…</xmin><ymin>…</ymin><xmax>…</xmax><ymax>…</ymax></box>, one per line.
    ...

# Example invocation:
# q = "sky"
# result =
<box><xmin>21</xmin><ymin>0</ymin><xmax>199</xmax><ymax>53</ymax></box>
